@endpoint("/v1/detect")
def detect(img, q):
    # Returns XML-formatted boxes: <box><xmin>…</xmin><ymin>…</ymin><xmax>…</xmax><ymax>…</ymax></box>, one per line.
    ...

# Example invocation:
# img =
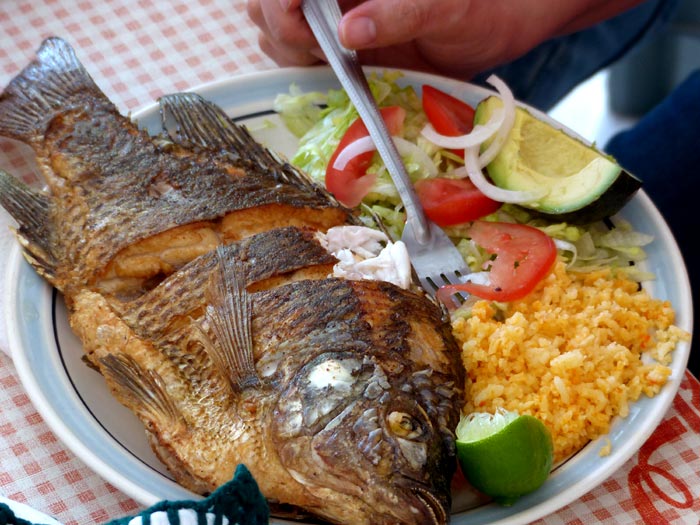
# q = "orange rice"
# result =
<box><xmin>451</xmin><ymin>260</ymin><xmax>690</xmax><ymax>462</ymax></box>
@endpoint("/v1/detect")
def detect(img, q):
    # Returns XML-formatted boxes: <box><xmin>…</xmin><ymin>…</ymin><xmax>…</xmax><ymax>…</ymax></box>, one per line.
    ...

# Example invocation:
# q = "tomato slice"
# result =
<box><xmin>415</xmin><ymin>177</ymin><xmax>501</xmax><ymax>226</ymax></box>
<box><xmin>438</xmin><ymin>221</ymin><xmax>557</xmax><ymax>303</ymax></box>
<box><xmin>422</xmin><ymin>85</ymin><xmax>475</xmax><ymax>155</ymax></box>
<box><xmin>326</xmin><ymin>106</ymin><xmax>406</xmax><ymax>207</ymax></box>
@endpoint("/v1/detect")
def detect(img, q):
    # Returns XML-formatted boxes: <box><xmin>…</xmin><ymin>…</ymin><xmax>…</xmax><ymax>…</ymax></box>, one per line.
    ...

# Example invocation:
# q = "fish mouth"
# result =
<box><xmin>411</xmin><ymin>486</ymin><xmax>449</xmax><ymax>525</ymax></box>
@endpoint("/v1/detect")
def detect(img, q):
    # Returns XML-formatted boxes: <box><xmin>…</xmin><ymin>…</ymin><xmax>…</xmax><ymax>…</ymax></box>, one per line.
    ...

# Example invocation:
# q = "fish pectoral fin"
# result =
<box><xmin>99</xmin><ymin>353</ymin><xmax>184</xmax><ymax>430</ymax></box>
<box><xmin>0</xmin><ymin>169</ymin><xmax>57</xmax><ymax>280</ymax></box>
<box><xmin>201</xmin><ymin>246</ymin><xmax>260</xmax><ymax>392</ymax></box>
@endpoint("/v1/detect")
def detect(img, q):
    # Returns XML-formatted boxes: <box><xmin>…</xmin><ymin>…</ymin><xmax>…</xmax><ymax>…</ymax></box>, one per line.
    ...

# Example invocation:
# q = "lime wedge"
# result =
<box><xmin>455</xmin><ymin>409</ymin><xmax>553</xmax><ymax>506</ymax></box>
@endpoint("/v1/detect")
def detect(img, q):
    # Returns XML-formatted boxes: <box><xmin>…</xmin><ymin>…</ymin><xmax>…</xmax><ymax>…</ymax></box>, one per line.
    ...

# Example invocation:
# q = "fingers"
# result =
<box><xmin>246</xmin><ymin>0</ymin><xmax>323</xmax><ymax>66</ymax></box>
<box><xmin>257</xmin><ymin>33</ymin><xmax>320</xmax><ymax>67</ymax></box>
<box><xmin>338</xmin><ymin>0</ymin><xmax>461</xmax><ymax>50</ymax></box>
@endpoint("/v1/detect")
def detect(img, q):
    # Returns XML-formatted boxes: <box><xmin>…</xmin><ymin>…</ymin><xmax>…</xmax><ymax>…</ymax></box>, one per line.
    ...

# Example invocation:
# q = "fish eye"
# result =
<box><xmin>387</xmin><ymin>411</ymin><xmax>423</xmax><ymax>439</ymax></box>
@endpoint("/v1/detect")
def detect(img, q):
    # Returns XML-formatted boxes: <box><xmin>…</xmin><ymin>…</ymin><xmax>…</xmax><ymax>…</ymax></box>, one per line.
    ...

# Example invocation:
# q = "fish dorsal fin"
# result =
<box><xmin>202</xmin><ymin>246</ymin><xmax>260</xmax><ymax>392</ymax></box>
<box><xmin>0</xmin><ymin>37</ymin><xmax>108</xmax><ymax>144</ymax></box>
<box><xmin>99</xmin><ymin>353</ymin><xmax>184</xmax><ymax>429</ymax></box>
<box><xmin>0</xmin><ymin>169</ymin><xmax>58</xmax><ymax>279</ymax></box>
<box><xmin>158</xmin><ymin>92</ymin><xmax>339</xmax><ymax>200</ymax></box>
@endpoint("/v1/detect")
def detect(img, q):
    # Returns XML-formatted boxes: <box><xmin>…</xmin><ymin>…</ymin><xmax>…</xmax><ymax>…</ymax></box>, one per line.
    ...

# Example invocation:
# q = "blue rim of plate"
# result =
<box><xmin>6</xmin><ymin>66</ymin><xmax>693</xmax><ymax>525</ymax></box>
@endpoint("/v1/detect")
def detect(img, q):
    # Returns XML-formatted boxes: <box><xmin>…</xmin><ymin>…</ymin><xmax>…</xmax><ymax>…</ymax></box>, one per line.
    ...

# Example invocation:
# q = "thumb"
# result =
<box><xmin>338</xmin><ymin>0</ymin><xmax>460</xmax><ymax>49</ymax></box>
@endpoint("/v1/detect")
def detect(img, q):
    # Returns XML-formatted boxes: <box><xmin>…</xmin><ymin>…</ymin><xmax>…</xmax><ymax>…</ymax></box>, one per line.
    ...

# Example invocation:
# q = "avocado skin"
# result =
<box><xmin>525</xmin><ymin>169</ymin><xmax>642</xmax><ymax>225</ymax></box>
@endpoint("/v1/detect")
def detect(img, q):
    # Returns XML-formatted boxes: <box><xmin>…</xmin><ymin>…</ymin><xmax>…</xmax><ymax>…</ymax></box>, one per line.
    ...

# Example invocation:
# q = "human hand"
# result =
<box><xmin>246</xmin><ymin>0</ymin><xmax>645</xmax><ymax>79</ymax></box>
<box><xmin>246</xmin><ymin>0</ymin><xmax>511</xmax><ymax>77</ymax></box>
<box><xmin>246</xmin><ymin>0</ymin><xmax>326</xmax><ymax>67</ymax></box>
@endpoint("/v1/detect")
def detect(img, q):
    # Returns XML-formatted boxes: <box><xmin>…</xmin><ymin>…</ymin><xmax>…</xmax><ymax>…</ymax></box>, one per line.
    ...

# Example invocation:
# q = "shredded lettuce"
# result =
<box><xmin>274</xmin><ymin>73</ymin><xmax>654</xmax><ymax>283</ymax></box>
<box><xmin>275</xmin><ymin>71</ymin><xmax>439</xmax><ymax>236</ymax></box>
<box><xmin>273</xmin><ymin>84</ymin><xmax>327</xmax><ymax>138</ymax></box>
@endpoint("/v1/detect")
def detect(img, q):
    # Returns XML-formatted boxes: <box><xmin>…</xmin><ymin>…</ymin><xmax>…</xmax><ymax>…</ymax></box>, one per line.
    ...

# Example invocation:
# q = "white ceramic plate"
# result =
<box><xmin>6</xmin><ymin>67</ymin><xmax>693</xmax><ymax>525</ymax></box>
<box><xmin>0</xmin><ymin>496</ymin><xmax>62</xmax><ymax>525</ymax></box>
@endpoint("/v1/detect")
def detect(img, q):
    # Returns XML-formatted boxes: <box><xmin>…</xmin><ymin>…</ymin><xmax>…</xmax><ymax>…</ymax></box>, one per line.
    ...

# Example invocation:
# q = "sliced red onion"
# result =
<box><xmin>478</xmin><ymin>75</ymin><xmax>517</xmax><ymax>167</ymax></box>
<box><xmin>457</xmin><ymin>75</ymin><xmax>546</xmax><ymax>203</ymax></box>
<box><xmin>332</xmin><ymin>135</ymin><xmax>375</xmax><ymax>170</ymax></box>
<box><xmin>420</xmin><ymin>109</ymin><xmax>504</xmax><ymax>149</ymax></box>
<box><xmin>418</xmin><ymin>74</ymin><xmax>515</xmax><ymax>153</ymax></box>
<box><xmin>332</xmin><ymin>135</ymin><xmax>438</xmax><ymax>177</ymax></box>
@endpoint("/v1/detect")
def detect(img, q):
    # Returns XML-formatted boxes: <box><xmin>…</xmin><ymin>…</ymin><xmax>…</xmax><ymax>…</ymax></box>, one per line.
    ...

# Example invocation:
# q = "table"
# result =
<box><xmin>0</xmin><ymin>1</ymin><xmax>698</xmax><ymax>524</ymax></box>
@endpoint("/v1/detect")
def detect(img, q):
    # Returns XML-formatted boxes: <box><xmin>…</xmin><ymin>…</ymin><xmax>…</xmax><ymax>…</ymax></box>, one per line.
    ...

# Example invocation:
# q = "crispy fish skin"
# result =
<box><xmin>0</xmin><ymin>37</ymin><xmax>353</xmax><ymax>299</ymax></box>
<box><xmin>71</xmin><ymin>250</ymin><xmax>462</xmax><ymax>524</ymax></box>
<box><xmin>0</xmin><ymin>37</ymin><xmax>464</xmax><ymax>525</ymax></box>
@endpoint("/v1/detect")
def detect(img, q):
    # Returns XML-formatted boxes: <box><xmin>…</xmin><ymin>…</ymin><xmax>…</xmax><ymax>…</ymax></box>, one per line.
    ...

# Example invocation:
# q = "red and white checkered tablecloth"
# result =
<box><xmin>0</xmin><ymin>2</ymin><xmax>699</xmax><ymax>524</ymax></box>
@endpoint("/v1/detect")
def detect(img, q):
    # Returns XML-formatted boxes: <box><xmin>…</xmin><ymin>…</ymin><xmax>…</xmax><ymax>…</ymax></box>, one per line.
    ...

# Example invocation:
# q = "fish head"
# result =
<box><xmin>272</xmin><ymin>352</ymin><xmax>459</xmax><ymax>525</ymax></box>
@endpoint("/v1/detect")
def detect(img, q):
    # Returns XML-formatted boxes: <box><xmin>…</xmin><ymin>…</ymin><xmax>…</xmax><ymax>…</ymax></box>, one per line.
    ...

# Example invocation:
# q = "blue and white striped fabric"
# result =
<box><xmin>107</xmin><ymin>465</ymin><xmax>268</xmax><ymax>525</ymax></box>
<box><xmin>123</xmin><ymin>509</ymin><xmax>229</xmax><ymax>525</ymax></box>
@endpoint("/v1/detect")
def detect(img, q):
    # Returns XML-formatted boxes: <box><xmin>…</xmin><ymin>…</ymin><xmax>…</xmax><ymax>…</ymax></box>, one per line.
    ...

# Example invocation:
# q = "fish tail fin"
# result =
<box><xmin>99</xmin><ymin>353</ymin><xmax>185</xmax><ymax>429</ymax></box>
<box><xmin>158</xmin><ymin>92</ymin><xmax>340</xmax><ymax>203</ymax></box>
<box><xmin>0</xmin><ymin>169</ymin><xmax>58</xmax><ymax>280</ymax></box>
<box><xmin>0</xmin><ymin>37</ymin><xmax>106</xmax><ymax>143</ymax></box>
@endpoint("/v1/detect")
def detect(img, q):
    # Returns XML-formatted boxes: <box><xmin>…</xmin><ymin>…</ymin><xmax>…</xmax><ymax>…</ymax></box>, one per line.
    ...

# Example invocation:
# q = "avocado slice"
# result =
<box><xmin>475</xmin><ymin>96</ymin><xmax>641</xmax><ymax>224</ymax></box>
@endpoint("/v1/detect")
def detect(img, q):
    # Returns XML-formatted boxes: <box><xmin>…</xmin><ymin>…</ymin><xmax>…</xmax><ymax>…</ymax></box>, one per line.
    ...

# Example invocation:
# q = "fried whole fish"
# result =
<box><xmin>0</xmin><ymin>37</ymin><xmax>464</xmax><ymax>525</ymax></box>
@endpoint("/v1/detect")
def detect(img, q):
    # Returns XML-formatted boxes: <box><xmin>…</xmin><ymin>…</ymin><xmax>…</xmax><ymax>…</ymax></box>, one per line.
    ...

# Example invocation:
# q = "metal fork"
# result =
<box><xmin>301</xmin><ymin>0</ymin><xmax>470</xmax><ymax>297</ymax></box>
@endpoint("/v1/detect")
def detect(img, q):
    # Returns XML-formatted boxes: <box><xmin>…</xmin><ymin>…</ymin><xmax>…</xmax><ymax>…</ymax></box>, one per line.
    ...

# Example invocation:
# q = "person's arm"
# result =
<box><xmin>336</xmin><ymin>0</ymin><xmax>649</xmax><ymax>78</ymax></box>
<box><xmin>247</xmin><ymin>0</ymin><xmax>648</xmax><ymax>79</ymax></box>
<box><xmin>554</xmin><ymin>0</ymin><xmax>649</xmax><ymax>35</ymax></box>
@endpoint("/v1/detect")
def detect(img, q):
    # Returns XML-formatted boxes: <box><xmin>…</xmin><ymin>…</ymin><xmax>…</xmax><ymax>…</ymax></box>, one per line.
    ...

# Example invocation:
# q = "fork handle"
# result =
<box><xmin>301</xmin><ymin>0</ymin><xmax>430</xmax><ymax>244</ymax></box>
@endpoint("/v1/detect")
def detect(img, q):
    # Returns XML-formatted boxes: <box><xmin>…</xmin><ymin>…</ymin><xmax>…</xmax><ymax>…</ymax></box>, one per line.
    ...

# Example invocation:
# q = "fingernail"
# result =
<box><xmin>279</xmin><ymin>0</ymin><xmax>291</xmax><ymax>11</ymax></box>
<box><xmin>340</xmin><ymin>16</ymin><xmax>377</xmax><ymax>48</ymax></box>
